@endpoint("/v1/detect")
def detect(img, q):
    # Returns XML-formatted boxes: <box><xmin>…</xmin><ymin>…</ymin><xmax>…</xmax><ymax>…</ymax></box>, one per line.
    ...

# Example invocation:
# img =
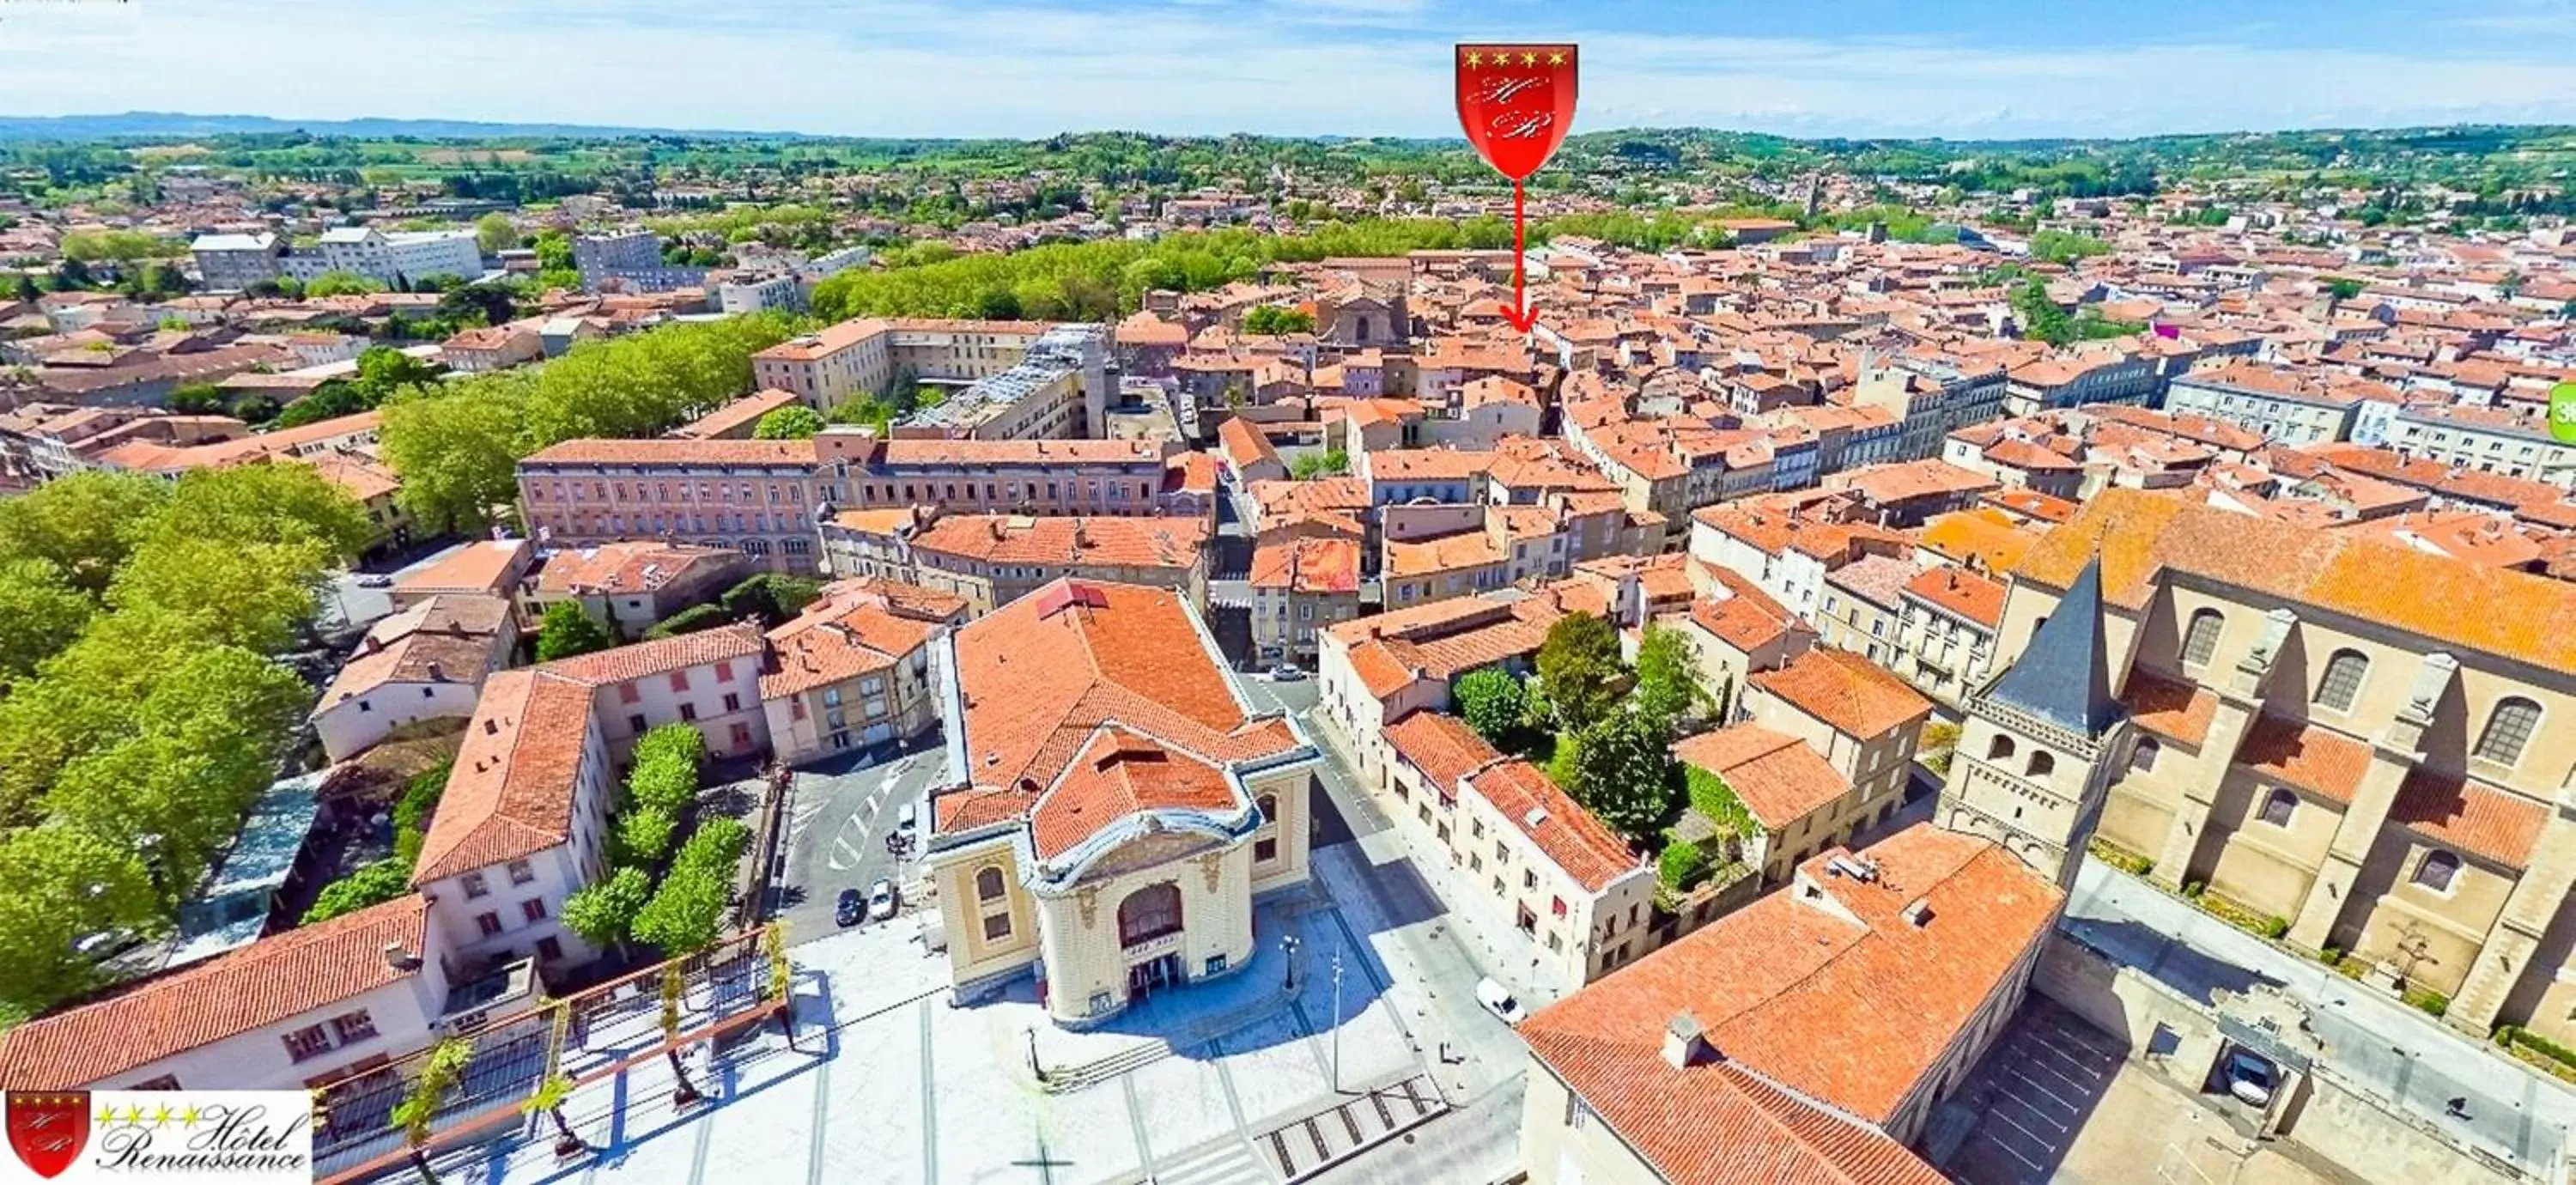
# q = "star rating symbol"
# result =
<box><xmin>179</xmin><ymin>1105</ymin><xmax>202</xmax><ymax>1128</ymax></box>
<box><xmin>1549</xmin><ymin>51</ymin><xmax>1568</xmax><ymax>65</ymax></box>
<box><xmin>1520</xmin><ymin>52</ymin><xmax>1538</xmax><ymax>66</ymax></box>
<box><xmin>1463</xmin><ymin>51</ymin><xmax>1483</xmax><ymax>69</ymax></box>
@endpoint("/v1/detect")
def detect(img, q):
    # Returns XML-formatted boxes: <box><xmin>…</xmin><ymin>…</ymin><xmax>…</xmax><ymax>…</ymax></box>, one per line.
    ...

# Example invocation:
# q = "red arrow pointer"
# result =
<box><xmin>1455</xmin><ymin>44</ymin><xmax>1577</xmax><ymax>336</ymax></box>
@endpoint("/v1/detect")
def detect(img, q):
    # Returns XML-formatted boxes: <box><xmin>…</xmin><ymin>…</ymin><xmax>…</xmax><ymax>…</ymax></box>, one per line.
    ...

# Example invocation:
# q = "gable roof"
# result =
<box><xmin>1518</xmin><ymin>824</ymin><xmax>2057</xmax><ymax>1183</ymax></box>
<box><xmin>1753</xmin><ymin>647</ymin><xmax>1934</xmax><ymax>741</ymax></box>
<box><xmin>0</xmin><ymin>895</ymin><xmax>431</xmax><ymax>1089</ymax></box>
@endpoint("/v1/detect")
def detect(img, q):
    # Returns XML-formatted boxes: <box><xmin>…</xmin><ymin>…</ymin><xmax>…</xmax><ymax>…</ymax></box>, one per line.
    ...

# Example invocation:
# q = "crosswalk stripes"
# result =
<box><xmin>1146</xmin><ymin>1136</ymin><xmax>1275</xmax><ymax>1185</ymax></box>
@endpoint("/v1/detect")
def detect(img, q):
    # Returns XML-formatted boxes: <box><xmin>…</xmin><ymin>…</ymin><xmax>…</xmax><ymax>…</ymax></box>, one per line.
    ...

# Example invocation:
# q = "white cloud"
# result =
<box><xmin>0</xmin><ymin>0</ymin><xmax>2569</xmax><ymax>137</ymax></box>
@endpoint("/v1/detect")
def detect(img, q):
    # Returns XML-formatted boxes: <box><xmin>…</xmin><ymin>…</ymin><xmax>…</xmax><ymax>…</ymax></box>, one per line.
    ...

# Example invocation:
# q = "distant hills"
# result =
<box><xmin>0</xmin><ymin>111</ymin><xmax>818</xmax><ymax>142</ymax></box>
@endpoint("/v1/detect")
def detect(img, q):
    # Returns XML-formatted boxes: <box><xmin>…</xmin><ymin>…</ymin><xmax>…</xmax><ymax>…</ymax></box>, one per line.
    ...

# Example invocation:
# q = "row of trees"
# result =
<box><xmin>806</xmin><ymin>219</ymin><xmax>1518</xmax><ymax>324</ymax></box>
<box><xmin>379</xmin><ymin>313</ymin><xmax>807</xmax><ymax>534</ymax></box>
<box><xmin>0</xmin><ymin>465</ymin><xmax>372</xmax><ymax>1022</ymax></box>
<box><xmin>560</xmin><ymin>725</ymin><xmax>750</xmax><ymax>961</ymax></box>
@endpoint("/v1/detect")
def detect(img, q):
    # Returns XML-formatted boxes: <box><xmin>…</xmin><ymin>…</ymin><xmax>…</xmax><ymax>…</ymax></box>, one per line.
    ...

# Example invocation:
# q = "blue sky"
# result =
<box><xmin>2</xmin><ymin>0</ymin><xmax>2573</xmax><ymax>139</ymax></box>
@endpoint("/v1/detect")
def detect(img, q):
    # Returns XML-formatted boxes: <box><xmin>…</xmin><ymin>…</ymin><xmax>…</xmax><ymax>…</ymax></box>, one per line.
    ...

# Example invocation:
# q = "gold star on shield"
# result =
<box><xmin>1463</xmin><ymin>51</ymin><xmax>1482</xmax><ymax>69</ymax></box>
<box><xmin>1549</xmin><ymin>52</ymin><xmax>1567</xmax><ymax>65</ymax></box>
<box><xmin>1521</xmin><ymin>52</ymin><xmax>1538</xmax><ymax>66</ymax></box>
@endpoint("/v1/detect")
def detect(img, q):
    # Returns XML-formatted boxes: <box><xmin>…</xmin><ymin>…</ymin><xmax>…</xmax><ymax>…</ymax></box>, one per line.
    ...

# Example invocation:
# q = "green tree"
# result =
<box><xmin>1289</xmin><ymin>447</ymin><xmax>1350</xmax><ymax>479</ymax></box>
<box><xmin>437</xmin><ymin>283</ymin><xmax>517</xmax><ymax>329</ymax></box>
<box><xmin>619</xmin><ymin>806</ymin><xmax>679</xmax><ymax>866</ymax></box>
<box><xmin>302</xmin><ymin>860</ymin><xmax>413</xmax><ymax>924</ymax></box>
<box><xmin>1242</xmin><ymin>305</ymin><xmax>1315</xmax><ymax>335</ymax></box>
<box><xmin>394</xmin><ymin>763</ymin><xmax>447</xmax><ymax>865</ymax></box>
<box><xmin>166</xmin><ymin>381</ymin><xmax>229</xmax><ymax>415</ymax></box>
<box><xmin>520</xmin><ymin>1072</ymin><xmax>584</xmax><ymax>1154</ymax></box>
<box><xmin>355</xmin><ymin>344</ymin><xmax>447</xmax><ymax>396</ymax></box>
<box><xmin>0</xmin><ymin>559</ymin><xmax>92</xmax><ymax>686</ymax></box>
<box><xmin>106</xmin><ymin>535</ymin><xmax>329</xmax><ymax>653</ymax></box>
<box><xmin>633</xmin><ymin>863</ymin><xmax>729</xmax><ymax>953</ymax></box>
<box><xmin>1561</xmin><ymin>711</ymin><xmax>1676</xmax><ymax>846</ymax></box>
<box><xmin>1453</xmin><ymin>667</ymin><xmax>1528</xmax><ymax>749</ymax></box>
<box><xmin>145</xmin><ymin>461</ymin><xmax>374</xmax><ymax>560</ymax></box>
<box><xmin>720</xmin><ymin>574</ymin><xmax>823</xmax><ymax>625</ymax></box>
<box><xmin>627</xmin><ymin>750</ymin><xmax>699</xmax><ymax>817</ymax></box>
<box><xmin>475</xmin><ymin>212</ymin><xmax>519</xmax><ymax>255</ymax></box>
<box><xmin>672</xmin><ymin>817</ymin><xmax>750</xmax><ymax>875</ymax></box>
<box><xmin>1535</xmin><ymin>612</ymin><xmax>1628</xmax><ymax>734</ymax></box>
<box><xmin>380</xmin><ymin>380</ymin><xmax>527</xmax><ymax>534</ymax></box>
<box><xmin>536</xmin><ymin>599</ymin><xmax>614</xmax><ymax>662</ymax></box>
<box><xmin>307</xmin><ymin>270</ymin><xmax>383</xmax><ymax>298</ymax></box>
<box><xmin>561</xmin><ymin>866</ymin><xmax>652</xmax><ymax>953</ymax></box>
<box><xmin>0</xmin><ymin>824</ymin><xmax>161</xmax><ymax>1024</ymax></box>
<box><xmin>2028</xmin><ymin>229</ymin><xmax>2111</xmax><ymax>265</ymax></box>
<box><xmin>1631</xmin><ymin>624</ymin><xmax>1709</xmax><ymax>730</ymax></box>
<box><xmin>1684</xmin><ymin>764</ymin><xmax>1759</xmax><ymax>840</ymax></box>
<box><xmin>753</xmin><ymin>405</ymin><xmax>824</xmax><ymax>440</ymax></box>
<box><xmin>9</xmin><ymin>272</ymin><xmax>37</xmax><ymax>303</ymax></box>
<box><xmin>2323</xmin><ymin>276</ymin><xmax>2366</xmax><ymax>301</ymax></box>
<box><xmin>0</xmin><ymin>470</ymin><xmax>169</xmax><ymax>594</ymax></box>
<box><xmin>392</xmin><ymin>1038</ymin><xmax>472</xmax><ymax>1185</ymax></box>
<box><xmin>1657</xmin><ymin>838</ymin><xmax>1711</xmax><ymax>892</ymax></box>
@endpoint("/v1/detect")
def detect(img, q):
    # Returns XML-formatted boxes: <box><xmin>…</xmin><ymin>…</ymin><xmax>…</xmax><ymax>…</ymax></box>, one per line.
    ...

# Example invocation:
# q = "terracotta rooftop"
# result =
<box><xmin>934</xmin><ymin>580</ymin><xmax>1299</xmax><ymax>839</ymax></box>
<box><xmin>1518</xmin><ymin>824</ymin><xmax>2057</xmax><ymax>1183</ymax></box>
<box><xmin>395</xmin><ymin>538</ymin><xmax>531</xmax><ymax>597</ymax></box>
<box><xmin>1384</xmin><ymin>710</ymin><xmax>1505</xmax><ymax>800</ymax></box>
<box><xmin>1673</xmin><ymin>725</ymin><xmax>1850</xmax><ymax>830</ymax></box>
<box><xmin>1753</xmin><ymin>647</ymin><xmax>1935</xmax><ymax>742</ymax></box>
<box><xmin>1461</xmin><ymin>759</ymin><xmax>1641</xmax><ymax>893</ymax></box>
<box><xmin>910</xmin><ymin>514</ymin><xmax>1210</xmax><ymax>572</ymax></box>
<box><xmin>2017</xmin><ymin>488</ymin><xmax>2576</xmax><ymax>676</ymax></box>
<box><xmin>2388</xmin><ymin>770</ymin><xmax>2549</xmax><ymax>870</ymax></box>
<box><xmin>0</xmin><ymin>896</ymin><xmax>433</xmax><ymax>1090</ymax></box>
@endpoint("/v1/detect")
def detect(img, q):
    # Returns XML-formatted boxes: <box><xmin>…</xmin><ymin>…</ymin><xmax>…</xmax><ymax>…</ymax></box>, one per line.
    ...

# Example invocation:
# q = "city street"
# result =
<box><xmin>771</xmin><ymin>747</ymin><xmax>948</xmax><ymax>945</ymax></box>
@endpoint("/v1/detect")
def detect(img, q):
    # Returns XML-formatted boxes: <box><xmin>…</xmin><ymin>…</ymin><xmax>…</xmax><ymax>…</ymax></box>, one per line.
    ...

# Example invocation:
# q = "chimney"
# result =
<box><xmin>1662</xmin><ymin>1012</ymin><xmax>1710</xmax><ymax>1069</ymax></box>
<box><xmin>383</xmin><ymin>941</ymin><xmax>421</xmax><ymax>971</ymax></box>
<box><xmin>426</xmin><ymin>661</ymin><xmax>445</xmax><ymax>682</ymax></box>
<box><xmin>1902</xmin><ymin>898</ymin><xmax>1934</xmax><ymax>927</ymax></box>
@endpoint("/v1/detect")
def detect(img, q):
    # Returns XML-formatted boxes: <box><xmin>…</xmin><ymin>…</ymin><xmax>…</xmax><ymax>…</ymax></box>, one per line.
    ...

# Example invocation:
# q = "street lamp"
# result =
<box><xmin>1329</xmin><ymin>947</ymin><xmax>1345</xmax><ymax>1094</ymax></box>
<box><xmin>1282</xmin><ymin>934</ymin><xmax>1301</xmax><ymax>992</ymax></box>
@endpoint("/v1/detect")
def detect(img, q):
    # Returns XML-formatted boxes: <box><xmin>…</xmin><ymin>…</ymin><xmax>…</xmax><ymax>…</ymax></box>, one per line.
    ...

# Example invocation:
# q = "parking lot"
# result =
<box><xmin>1936</xmin><ymin>996</ymin><xmax>2126</xmax><ymax>1185</ymax></box>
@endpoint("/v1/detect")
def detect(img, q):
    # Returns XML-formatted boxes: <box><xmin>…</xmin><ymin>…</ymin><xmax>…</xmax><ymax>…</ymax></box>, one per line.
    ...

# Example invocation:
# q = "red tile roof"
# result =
<box><xmin>1519</xmin><ymin>824</ymin><xmax>2057</xmax><ymax>1183</ymax></box>
<box><xmin>1753</xmin><ymin>647</ymin><xmax>1934</xmax><ymax>742</ymax></box>
<box><xmin>2236</xmin><ymin>714</ymin><xmax>2374</xmax><ymax>805</ymax></box>
<box><xmin>2122</xmin><ymin>669</ymin><xmax>2219</xmax><ymax>747</ymax></box>
<box><xmin>1384</xmin><ymin>710</ymin><xmax>1504</xmax><ymax>799</ymax></box>
<box><xmin>1030</xmin><ymin>729</ymin><xmax>1240</xmax><ymax>860</ymax></box>
<box><xmin>759</xmin><ymin>591</ymin><xmax>945</xmax><ymax>701</ymax></box>
<box><xmin>410</xmin><ymin>669</ymin><xmax>598</xmax><ymax>884</ymax></box>
<box><xmin>1673</xmin><ymin>726</ymin><xmax>1850</xmax><ymax>830</ymax></box>
<box><xmin>2389</xmin><ymin>771</ymin><xmax>2549</xmax><ymax>870</ymax></box>
<box><xmin>935</xmin><ymin>580</ymin><xmax>1298</xmax><ymax>839</ymax></box>
<box><xmin>538</xmin><ymin>621</ymin><xmax>767</xmax><ymax>687</ymax></box>
<box><xmin>2019</xmin><ymin>489</ymin><xmax>2576</xmax><ymax>676</ymax></box>
<box><xmin>1462</xmin><ymin>760</ymin><xmax>1640</xmax><ymax>893</ymax></box>
<box><xmin>0</xmin><ymin>896</ymin><xmax>432</xmax><ymax>1089</ymax></box>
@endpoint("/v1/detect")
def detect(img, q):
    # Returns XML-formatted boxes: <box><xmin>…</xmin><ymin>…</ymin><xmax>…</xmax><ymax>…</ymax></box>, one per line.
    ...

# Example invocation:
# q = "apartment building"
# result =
<box><xmin>1688</xmin><ymin>498</ymin><xmax>1911</xmax><ymax>624</ymax></box>
<box><xmin>414</xmin><ymin>624</ymin><xmax>771</xmax><ymax>974</ymax></box>
<box><xmin>1380</xmin><ymin>712</ymin><xmax>1656</xmax><ymax>988</ymax></box>
<box><xmin>189</xmin><ymin>231</ymin><xmax>284</xmax><ymax>291</ymax></box>
<box><xmin>517</xmin><ymin>439</ymin><xmax>831</xmax><ymax>573</ymax></box>
<box><xmin>0</xmin><ymin>896</ymin><xmax>527</xmax><ymax>1091</ymax></box>
<box><xmin>2388</xmin><ymin>404</ymin><xmax>2576</xmax><ymax>489</ymax></box>
<box><xmin>1816</xmin><ymin>553</ymin><xmax>1915</xmax><ymax>668</ymax></box>
<box><xmin>312</xmin><ymin>594</ymin><xmax>519</xmax><ymax>763</ymax></box>
<box><xmin>2002</xmin><ymin>488</ymin><xmax>2576</xmax><ymax>1045</ymax></box>
<box><xmin>1515</xmin><ymin>826</ymin><xmax>2057</xmax><ymax>1185</ymax></box>
<box><xmin>286</xmin><ymin>228</ymin><xmax>484</xmax><ymax>288</ymax></box>
<box><xmin>898</xmin><ymin>513</ymin><xmax>1212</xmax><ymax>616</ymax></box>
<box><xmin>1249</xmin><ymin>534</ymin><xmax>1362</xmax><ymax>665</ymax></box>
<box><xmin>1382</xmin><ymin>499</ymin><xmax>1656</xmax><ymax>612</ymax></box>
<box><xmin>2165</xmin><ymin>364</ymin><xmax>2364</xmax><ymax>446</ymax></box>
<box><xmin>759</xmin><ymin>579</ymin><xmax>964</xmax><ymax>763</ymax></box>
<box><xmin>750</xmin><ymin>318</ymin><xmax>1109</xmax><ymax>438</ymax></box>
<box><xmin>1734</xmin><ymin>646</ymin><xmax>1934</xmax><ymax>861</ymax></box>
<box><xmin>2001</xmin><ymin>349</ymin><xmax>2161</xmax><ymax>417</ymax></box>
<box><xmin>1317</xmin><ymin>586</ymin><xmax>1589</xmax><ymax>773</ymax></box>
<box><xmin>526</xmin><ymin>540</ymin><xmax>754</xmax><ymax>641</ymax></box>
<box><xmin>1893</xmin><ymin>565</ymin><xmax>2007</xmax><ymax>708</ymax></box>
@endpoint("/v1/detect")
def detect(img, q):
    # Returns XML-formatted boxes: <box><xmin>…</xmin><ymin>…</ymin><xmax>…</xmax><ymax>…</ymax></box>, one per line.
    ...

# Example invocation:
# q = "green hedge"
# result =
<box><xmin>644</xmin><ymin>603</ymin><xmax>732</xmax><ymax>640</ymax></box>
<box><xmin>2086</xmin><ymin>836</ymin><xmax>2154</xmax><ymax>878</ymax></box>
<box><xmin>1657</xmin><ymin>840</ymin><xmax>1711</xmax><ymax>892</ymax></box>
<box><xmin>392</xmin><ymin>762</ymin><xmax>449</xmax><ymax>865</ymax></box>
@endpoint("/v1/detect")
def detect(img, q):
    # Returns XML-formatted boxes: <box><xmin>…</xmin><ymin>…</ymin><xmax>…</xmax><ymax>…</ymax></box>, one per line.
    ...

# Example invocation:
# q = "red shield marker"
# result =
<box><xmin>1455</xmin><ymin>44</ymin><xmax>1578</xmax><ymax>332</ymax></box>
<box><xmin>1455</xmin><ymin>45</ymin><xmax>1577</xmax><ymax>181</ymax></box>
<box><xmin>5</xmin><ymin>1092</ymin><xmax>88</xmax><ymax>1180</ymax></box>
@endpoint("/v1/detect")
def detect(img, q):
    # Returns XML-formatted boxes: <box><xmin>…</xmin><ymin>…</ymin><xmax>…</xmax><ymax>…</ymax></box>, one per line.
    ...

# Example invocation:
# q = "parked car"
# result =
<box><xmin>1474</xmin><ymin>977</ymin><xmax>1526</xmax><ymax>1025</ymax></box>
<box><xmin>354</xmin><ymin>574</ymin><xmax>395</xmax><ymax>589</ymax></box>
<box><xmin>1270</xmin><ymin>664</ymin><xmax>1305</xmax><ymax>682</ymax></box>
<box><xmin>835</xmin><ymin>888</ymin><xmax>864</xmax><ymax>927</ymax></box>
<box><xmin>867</xmin><ymin>877</ymin><xmax>899</xmax><ymax>921</ymax></box>
<box><xmin>2224</xmin><ymin>1049</ymin><xmax>2277</xmax><ymax>1106</ymax></box>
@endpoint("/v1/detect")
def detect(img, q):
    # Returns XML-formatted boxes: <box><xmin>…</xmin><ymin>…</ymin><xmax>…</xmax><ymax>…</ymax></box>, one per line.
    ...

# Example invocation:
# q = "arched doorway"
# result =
<box><xmin>1118</xmin><ymin>882</ymin><xmax>1187</xmax><ymax>1001</ymax></box>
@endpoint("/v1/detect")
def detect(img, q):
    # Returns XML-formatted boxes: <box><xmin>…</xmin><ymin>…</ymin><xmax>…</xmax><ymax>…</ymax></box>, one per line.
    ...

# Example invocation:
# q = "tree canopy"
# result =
<box><xmin>535</xmin><ymin>600</ymin><xmax>614</xmax><ymax>662</ymax></box>
<box><xmin>1535</xmin><ymin>612</ymin><xmax>1628</xmax><ymax>734</ymax></box>
<box><xmin>1559</xmin><ymin>710</ymin><xmax>1679</xmax><ymax>846</ymax></box>
<box><xmin>1453</xmin><ymin>667</ymin><xmax>1529</xmax><ymax>750</ymax></box>
<box><xmin>753</xmin><ymin>404</ymin><xmax>824</xmax><ymax>440</ymax></box>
